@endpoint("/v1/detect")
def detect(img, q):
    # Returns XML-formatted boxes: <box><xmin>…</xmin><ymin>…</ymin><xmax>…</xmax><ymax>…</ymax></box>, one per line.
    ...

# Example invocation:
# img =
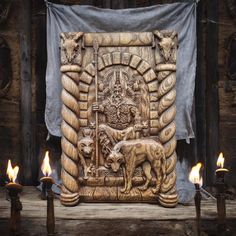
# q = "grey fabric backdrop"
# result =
<box><xmin>45</xmin><ymin>1</ymin><xmax>196</xmax><ymax>140</ymax></box>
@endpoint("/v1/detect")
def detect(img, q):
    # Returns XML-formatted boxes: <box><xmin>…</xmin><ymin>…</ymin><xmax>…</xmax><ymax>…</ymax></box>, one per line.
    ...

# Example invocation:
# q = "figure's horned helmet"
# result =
<box><xmin>115</xmin><ymin>70</ymin><xmax>121</xmax><ymax>85</ymax></box>
<box><xmin>109</xmin><ymin>69</ymin><xmax>127</xmax><ymax>92</ymax></box>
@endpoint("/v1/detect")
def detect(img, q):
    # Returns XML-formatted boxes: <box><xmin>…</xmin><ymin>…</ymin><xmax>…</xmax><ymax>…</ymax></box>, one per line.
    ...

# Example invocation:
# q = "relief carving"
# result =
<box><xmin>153</xmin><ymin>30</ymin><xmax>177</xmax><ymax>63</ymax></box>
<box><xmin>60</xmin><ymin>31</ymin><xmax>178</xmax><ymax>207</ymax></box>
<box><xmin>78</xmin><ymin>128</ymin><xmax>95</xmax><ymax>180</ymax></box>
<box><xmin>60</xmin><ymin>33</ymin><xmax>84</xmax><ymax>206</ymax></box>
<box><xmin>92</xmin><ymin>69</ymin><xmax>146</xmax><ymax>159</ymax></box>
<box><xmin>107</xmin><ymin>139</ymin><xmax>166</xmax><ymax>194</ymax></box>
<box><xmin>154</xmin><ymin>30</ymin><xmax>178</xmax><ymax>207</ymax></box>
<box><xmin>61</xmin><ymin>32</ymin><xmax>84</xmax><ymax>65</ymax></box>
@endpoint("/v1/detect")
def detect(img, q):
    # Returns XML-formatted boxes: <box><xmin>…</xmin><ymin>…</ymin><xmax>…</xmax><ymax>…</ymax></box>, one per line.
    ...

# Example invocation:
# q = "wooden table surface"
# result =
<box><xmin>1</xmin><ymin>186</ymin><xmax>236</xmax><ymax>221</ymax></box>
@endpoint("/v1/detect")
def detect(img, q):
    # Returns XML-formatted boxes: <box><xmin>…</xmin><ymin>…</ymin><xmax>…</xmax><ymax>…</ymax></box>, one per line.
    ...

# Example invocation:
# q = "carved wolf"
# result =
<box><xmin>107</xmin><ymin>139</ymin><xmax>166</xmax><ymax>194</ymax></box>
<box><xmin>77</xmin><ymin>128</ymin><xmax>94</xmax><ymax>179</ymax></box>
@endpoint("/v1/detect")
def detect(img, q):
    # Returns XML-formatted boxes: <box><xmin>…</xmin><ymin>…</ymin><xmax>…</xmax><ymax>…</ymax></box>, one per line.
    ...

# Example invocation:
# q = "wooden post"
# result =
<box><xmin>19</xmin><ymin>0</ymin><xmax>36</xmax><ymax>184</ymax></box>
<box><xmin>205</xmin><ymin>0</ymin><xmax>219</xmax><ymax>185</ymax></box>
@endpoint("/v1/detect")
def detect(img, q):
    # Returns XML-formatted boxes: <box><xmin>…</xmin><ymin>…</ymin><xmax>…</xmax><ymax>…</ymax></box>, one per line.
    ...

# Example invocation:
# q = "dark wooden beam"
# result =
<box><xmin>149</xmin><ymin>0</ymin><xmax>162</xmax><ymax>5</ymax></box>
<box><xmin>33</xmin><ymin>3</ymin><xmax>47</xmax><ymax>125</ymax></box>
<box><xmin>205</xmin><ymin>0</ymin><xmax>219</xmax><ymax>185</ymax></box>
<box><xmin>102</xmin><ymin>0</ymin><xmax>111</xmax><ymax>8</ymax></box>
<box><xmin>79</xmin><ymin>0</ymin><xmax>94</xmax><ymax>5</ymax></box>
<box><xmin>127</xmin><ymin>0</ymin><xmax>136</xmax><ymax>7</ymax></box>
<box><xmin>195</xmin><ymin>0</ymin><xmax>207</xmax><ymax>176</ymax></box>
<box><xmin>19</xmin><ymin>0</ymin><xmax>36</xmax><ymax>185</ymax></box>
<box><xmin>111</xmin><ymin>0</ymin><xmax>126</xmax><ymax>9</ymax></box>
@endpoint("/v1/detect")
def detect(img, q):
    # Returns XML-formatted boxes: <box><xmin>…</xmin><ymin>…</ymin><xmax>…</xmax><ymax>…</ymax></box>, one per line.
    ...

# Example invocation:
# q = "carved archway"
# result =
<box><xmin>79</xmin><ymin>52</ymin><xmax>158</xmax><ymax>135</ymax></box>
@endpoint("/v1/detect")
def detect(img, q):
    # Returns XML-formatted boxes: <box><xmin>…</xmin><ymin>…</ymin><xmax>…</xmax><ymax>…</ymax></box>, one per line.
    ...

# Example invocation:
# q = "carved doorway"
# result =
<box><xmin>60</xmin><ymin>31</ymin><xmax>178</xmax><ymax>208</ymax></box>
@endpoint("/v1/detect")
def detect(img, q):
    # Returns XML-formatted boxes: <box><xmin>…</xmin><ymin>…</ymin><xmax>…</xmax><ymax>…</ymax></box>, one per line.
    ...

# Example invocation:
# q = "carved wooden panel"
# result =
<box><xmin>60</xmin><ymin>31</ymin><xmax>178</xmax><ymax>207</ymax></box>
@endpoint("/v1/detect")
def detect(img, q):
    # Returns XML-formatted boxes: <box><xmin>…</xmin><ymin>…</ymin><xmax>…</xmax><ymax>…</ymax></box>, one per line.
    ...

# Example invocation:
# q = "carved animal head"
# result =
<box><xmin>154</xmin><ymin>31</ymin><xmax>177</xmax><ymax>62</ymax></box>
<box><xmin>107</xmin><ymin>150</ymin><xmax>124</xmax><ymax>172</ymax></box>
<box><xmin>61</xmin><ymin>32</ymin><xmax>83</xmax><ymax>63</ymax></box>
<box><xmin>78</xmin><ymin>128</ymin><xmax>94</xmax><ymax>158</ymax></box>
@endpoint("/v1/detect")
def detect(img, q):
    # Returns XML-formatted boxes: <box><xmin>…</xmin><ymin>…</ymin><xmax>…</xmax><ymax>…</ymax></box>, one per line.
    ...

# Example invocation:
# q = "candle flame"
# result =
<box><xmin>217</xmin><ymin>152</ymin><xmax>224</xmax><ymax>168</ymax></box>
<box><xmin>189</xmin><ymin>162</ymin><xmax>203</xmax><ymax>186</ymax></box>
<box><xmin>6</xmin><ymin>160</ymin><xmax>19</xmax><ymax>183</ymax></box>
<box><xmin>41</xmin><ymin>151</ymin><xmax>52</xmax><ymax>176</ymax></box>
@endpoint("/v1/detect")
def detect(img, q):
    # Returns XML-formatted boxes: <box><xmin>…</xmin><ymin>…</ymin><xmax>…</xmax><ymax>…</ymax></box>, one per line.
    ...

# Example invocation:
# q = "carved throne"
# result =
<box><xmin>60</xmin><ymin>30</ymin><xmax>178</xmax><ymax>207</ymax></box>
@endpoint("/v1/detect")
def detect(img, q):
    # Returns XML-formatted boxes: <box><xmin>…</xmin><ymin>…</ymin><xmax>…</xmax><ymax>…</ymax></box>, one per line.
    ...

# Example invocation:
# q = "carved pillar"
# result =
<box><xmin>154</xmin><ymin>30</ymin><xmax>178</xmax><ymax>207</ymax></box>
<box><xmin>60</xmin><ymin>32</ymin><xmax>83</xmax><ymax>206</ymax></box>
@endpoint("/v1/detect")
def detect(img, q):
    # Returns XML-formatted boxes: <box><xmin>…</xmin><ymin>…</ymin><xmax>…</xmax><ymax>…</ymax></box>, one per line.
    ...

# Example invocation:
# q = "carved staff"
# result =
<box><xmin>93</xmin><ymin>38</ymin><xmax>99</xmax><ymax>178</ymax></box>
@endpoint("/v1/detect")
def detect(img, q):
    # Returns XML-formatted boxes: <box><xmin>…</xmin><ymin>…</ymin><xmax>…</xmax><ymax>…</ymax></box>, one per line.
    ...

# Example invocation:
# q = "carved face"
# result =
<box><xmin>113</xmin><ymin>84</ymin><xmax>123</xmax><ymax>98</ymax></box>
<box><xmin>78</xmin><ymin>137</ymin><xmax>94</xmax><ymax>158</ymax></box>
<box><xmin>107</xmin><ymin>151</ymin><xmax>124</xmax><ymax>172</ymax></box>
<box><xmin>158</xmin><ymin>38</ymin><xmax>175</xmax><ymax>62</ymax></box>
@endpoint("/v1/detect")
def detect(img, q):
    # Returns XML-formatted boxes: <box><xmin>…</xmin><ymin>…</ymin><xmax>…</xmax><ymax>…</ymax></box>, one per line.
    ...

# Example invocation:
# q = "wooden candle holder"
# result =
<box><xmin>40</xmin><ymin>176</ymin><xmax>55</xmax><ymax>236</ymax></box>
<box><xmin>215</xmin><ymin>169</ymin><xmax>229</xmax><ymax>235</ymax></box>
<box><xmin>194</xmin><ymin>183</ymin><xmax>202</xmax><ymax>236</ymax></box>
<box><xmin>6</xmin><ymin>182</ymin><xmax>23</xmax><ymax>235</ymax></box>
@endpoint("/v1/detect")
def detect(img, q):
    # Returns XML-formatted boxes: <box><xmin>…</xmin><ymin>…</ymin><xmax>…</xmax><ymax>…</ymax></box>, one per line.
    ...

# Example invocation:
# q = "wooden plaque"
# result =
<box><xmin>60</xmin><ymin>31</ymin><xmax>178</xmax><ymax>207</ymax></box>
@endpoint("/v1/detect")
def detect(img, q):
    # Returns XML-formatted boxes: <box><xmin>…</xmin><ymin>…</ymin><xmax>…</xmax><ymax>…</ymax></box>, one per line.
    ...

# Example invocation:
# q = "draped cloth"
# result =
<box><xmin>45</xmin><ymin>1</ymin><xmax>197</xmax><ymax>141</ymax></box>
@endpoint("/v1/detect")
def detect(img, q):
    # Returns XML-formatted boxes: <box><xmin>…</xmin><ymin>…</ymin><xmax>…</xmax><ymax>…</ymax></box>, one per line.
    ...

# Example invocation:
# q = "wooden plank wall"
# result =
<box><xmin>0</xmin><ymin>0</ymin><xmax>235</xmax><ymax>188</ymax></box>
<box><xmin>218</xmin><ymin>1</ymin><xmax>236</xmax><ymax>187</ymax></box>
<box><xmin>0</xmin><ymin>0</ymin><xmax>22</xmax><ymax>185</ymax></box>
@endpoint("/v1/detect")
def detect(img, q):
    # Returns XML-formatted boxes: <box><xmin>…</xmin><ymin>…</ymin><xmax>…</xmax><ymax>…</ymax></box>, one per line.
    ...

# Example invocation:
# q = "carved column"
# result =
<box><xmin>60</xmin><ymin>33</ymin><xmax>83</xmax><ymax>206</ymax></box>
<box><xmin>154</xmin><ymin>30</ymin><xmax>178</xmax><ymax>207</ymax></box>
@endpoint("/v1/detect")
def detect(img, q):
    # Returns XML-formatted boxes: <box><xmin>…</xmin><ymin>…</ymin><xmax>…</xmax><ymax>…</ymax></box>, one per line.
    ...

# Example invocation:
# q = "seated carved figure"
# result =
<box><xmin>107</xmin><ymin>139</ymin><xmax>166</xmax><ymax>194</ymax></box>
<box><xmin>92</xmin><ymin>70</ymin><xmax>142</xmax><ymax>156</ymax></box>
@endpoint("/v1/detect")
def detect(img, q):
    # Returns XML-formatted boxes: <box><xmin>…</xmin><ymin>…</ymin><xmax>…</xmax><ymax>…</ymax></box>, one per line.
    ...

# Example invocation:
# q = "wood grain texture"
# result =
<box><xmin>154</xmin><ymin>30</ymin><xmax>178</xmax><ymax>207</ymax></box>
<box><xmin>205</xmin><ymin>0</ymin><xmax>219</xmax><ymax>186</ymax></box>
<box><xmin>60</xmin><ymin>31</ymin><xmax>178</xmax><ymax>206</ymax></box>
<box><xmin>1</xmin><ymin>187</ymin><xmax>236</xmax><ymax>220</ymax></box>
<box><xmin>84</xmin><ymin>32</ymin><xmax>153</xmax><ymax>47</ymax></box>
<box><xmin>218</xmin><ymin>0</ymin><xmax>236</xmax><ymax>189</ymax></box>
<box><xmin>19</xmin><ymin>0</ymin><xmax>37</xmax><ymax>185</ymax></box>
<box><xmin>60</xmin><ymin>33</ymin><xmax>84</xmax><ymax>206</ymax></box>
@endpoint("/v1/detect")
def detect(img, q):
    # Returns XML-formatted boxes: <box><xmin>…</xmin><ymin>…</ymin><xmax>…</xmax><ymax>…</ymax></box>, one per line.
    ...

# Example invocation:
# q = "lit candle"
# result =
<box><xmin>6</xmin><ymin>160</ymin><xmax>23</xmax><ymax>235</ymax></box>
<box><xmin>189</xmin><ymin>163</ymin><xmax>203</xmax><ymax>187</ymax></box>
<box><xmin>40</xmin><ymin>151</ymin><xmax>55</xmax><ymax>236</ymax></box>
<box><xmin>215</xmin><ymin>152</ymin><xmax>229</xmax><ymax>234</ymax></box>
<box><xmin>189</xmin><ymin>163</ymin><xmax>202</xmax><ymax>236</ymax></box>
<box><xmin>216</xmin><ymin>152</ymin><xmax>229</xmax><ymax>176</ymax></box>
